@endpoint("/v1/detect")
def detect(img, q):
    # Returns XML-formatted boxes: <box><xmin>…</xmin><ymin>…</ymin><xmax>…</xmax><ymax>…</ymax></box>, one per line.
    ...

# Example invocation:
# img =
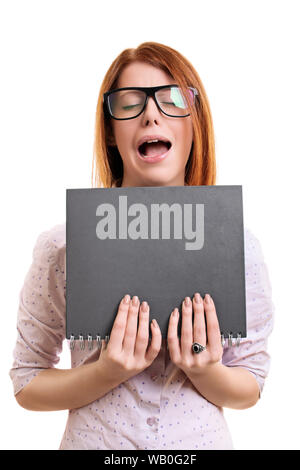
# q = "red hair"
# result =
<box><xmin>92</xmin><ymin>41</ymin><xmax>216</xmax><ymax>188</ymax></box>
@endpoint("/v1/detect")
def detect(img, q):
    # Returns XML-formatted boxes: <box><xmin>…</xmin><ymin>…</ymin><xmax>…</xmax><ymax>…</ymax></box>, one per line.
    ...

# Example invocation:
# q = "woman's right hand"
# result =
<box><xmin>96</xmin><ymin>294</ymin><xmax>162</xmax><ymax>383</ymax></box>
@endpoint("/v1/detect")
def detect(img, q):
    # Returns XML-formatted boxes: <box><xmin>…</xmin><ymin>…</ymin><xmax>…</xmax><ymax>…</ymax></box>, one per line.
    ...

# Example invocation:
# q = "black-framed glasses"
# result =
<box><xmin>103</xmin><ymin>84</ymin><xmax>199</xmax><ymax>120</ymax></box>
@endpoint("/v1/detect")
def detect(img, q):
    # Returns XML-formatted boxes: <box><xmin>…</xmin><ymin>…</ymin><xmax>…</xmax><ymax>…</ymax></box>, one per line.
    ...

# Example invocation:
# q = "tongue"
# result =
<box><xmin>142</xmin><ymin>141</ymin><xmax>169</xmax><ymax>157</ymax></box>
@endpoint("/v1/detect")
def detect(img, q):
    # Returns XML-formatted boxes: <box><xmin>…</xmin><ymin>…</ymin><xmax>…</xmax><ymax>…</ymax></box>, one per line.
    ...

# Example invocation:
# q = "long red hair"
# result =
<box><xmin>92</xmin><ymin>42</ymin><xmax>216</xmax><ymax>188</ymax></box>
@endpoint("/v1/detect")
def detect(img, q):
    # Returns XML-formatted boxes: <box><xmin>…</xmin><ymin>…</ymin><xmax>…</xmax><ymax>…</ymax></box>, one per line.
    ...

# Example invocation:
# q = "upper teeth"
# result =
<box><xmin>146</xmin><ymin>139</ymin><xmax>159</xmax><ymax>143</ymax></box>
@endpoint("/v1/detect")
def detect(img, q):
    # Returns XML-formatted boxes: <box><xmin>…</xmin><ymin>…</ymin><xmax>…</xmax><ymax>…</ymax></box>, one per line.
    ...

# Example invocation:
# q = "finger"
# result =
<box><xmin>204</xmin><ymin>294</ymin><xmax>221</xmax><ymax>347</ymax></box>
<box><xmin>167</xmin><ymin>308</ymin><xmax>181</xmax><ymax>363</ymax></box>
<box><xmin>180</xmin><ymin>297</ymin><xmax>193</xmax><ymax>357</ymax></box>
<box><xmin>145</xmin><ymin>319</ymin><xmax>162</xmax><ymax>363</ymax></box>
<box><xmin>108</xmin><ymin>294</ymin><xmax>131</xmax><ymax>353</ymax></box>
<box><xmin>123</xmin><ymin>295</ymin><xmax>140</xmax><ymax>354</ymax></box>
<box><xmin>192</xmin><ymin>293</ymin><xmax>206</xmax><ymax>346</ymax></box>
<box><xmin>134</xmin><ymin>301</ymin><xmax>150</xmax><ymax>356</ymax></box>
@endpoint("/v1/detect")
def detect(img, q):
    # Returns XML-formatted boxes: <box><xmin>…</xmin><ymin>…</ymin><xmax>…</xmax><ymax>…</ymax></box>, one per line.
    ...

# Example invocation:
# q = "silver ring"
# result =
<box><xmin>70</xmin><ymin>335</ymin><xmax>75</xmax><ymax>351</ymax></box>
<box><xmin>87</xmin><ymin>335</ymin><xmax>93</xmax><ymax>350</ymax></box>
<box><xmin>79</xmin><ymin>334</ymin><xmax>85</xmax><ymax>350</ymax></box>
<box><xmin>192</xmin><ymin>342</ymin><xmax>206</xmax><ymax>354</ymax></box>
<box><xmin>96</xmin><ymin>335</ymin><xmax>102</xmax><ymax>349</ymax></box>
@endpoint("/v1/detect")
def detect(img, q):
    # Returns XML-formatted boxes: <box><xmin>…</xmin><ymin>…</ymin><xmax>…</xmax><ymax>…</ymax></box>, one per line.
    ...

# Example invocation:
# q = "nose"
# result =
<box><xmin>141</xmin><ymin>96</ymin><xmax>162</xmax><ymax>126</ymax></box>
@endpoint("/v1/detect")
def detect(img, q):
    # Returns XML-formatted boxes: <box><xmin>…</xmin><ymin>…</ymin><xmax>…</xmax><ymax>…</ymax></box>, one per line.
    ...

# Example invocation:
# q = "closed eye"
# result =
<box><xmin>122</xmin><ymin>104</ymin><xmax>141</xmax><ymax>110</ymax></box>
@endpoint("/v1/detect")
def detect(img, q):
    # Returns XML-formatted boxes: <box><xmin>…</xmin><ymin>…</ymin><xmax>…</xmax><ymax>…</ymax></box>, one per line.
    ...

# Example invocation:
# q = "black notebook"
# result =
<box><xmin>66</xmin><ymin>185</ymin><xmax>247</xmax><ymax>346</ymax></box>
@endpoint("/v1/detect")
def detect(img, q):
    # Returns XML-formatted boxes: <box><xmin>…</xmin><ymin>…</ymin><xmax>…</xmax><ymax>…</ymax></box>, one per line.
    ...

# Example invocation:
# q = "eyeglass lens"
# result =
<box><xmin>108</xmin><ymin>87</ymin><xmax>194</xmax><ymax>119</ymax></box>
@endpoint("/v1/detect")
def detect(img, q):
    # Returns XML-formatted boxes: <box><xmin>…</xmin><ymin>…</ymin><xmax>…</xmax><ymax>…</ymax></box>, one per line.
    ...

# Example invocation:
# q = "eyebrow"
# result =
<box><xmin>114</xmin><ymin>84</ymin><xmax>177</xmax><ymax>89</ymax></box>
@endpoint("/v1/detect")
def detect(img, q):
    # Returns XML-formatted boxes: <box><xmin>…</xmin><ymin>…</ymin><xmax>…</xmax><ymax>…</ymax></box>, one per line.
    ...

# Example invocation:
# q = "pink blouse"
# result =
<box><xmin>9</xmin><ymin>223</ymin><xmax>274</xmax><ymax>450</ymax></box>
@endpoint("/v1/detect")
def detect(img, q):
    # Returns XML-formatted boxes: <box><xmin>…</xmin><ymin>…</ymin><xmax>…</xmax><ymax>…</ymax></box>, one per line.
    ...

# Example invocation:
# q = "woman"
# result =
<box><xmin>10</xmin><ymin>42</ymin><xmax>274</xmax><ymax>450</ymax></box>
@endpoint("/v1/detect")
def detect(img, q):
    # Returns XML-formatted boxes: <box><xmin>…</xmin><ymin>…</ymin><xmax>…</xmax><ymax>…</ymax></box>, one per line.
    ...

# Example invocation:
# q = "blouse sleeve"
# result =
<box><xmin>221</xmin><ymin>227</ymin><xmax>275</xmax><ymax>397</ymax></box>
<box><xmin>9</xmin><ymin>226</ymin><xmax>66</xmax><ymax>396</ymax></box>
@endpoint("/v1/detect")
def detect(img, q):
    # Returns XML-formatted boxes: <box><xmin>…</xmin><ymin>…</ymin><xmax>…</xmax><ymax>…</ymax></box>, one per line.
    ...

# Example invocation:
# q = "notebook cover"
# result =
<box><xmin>66</xmin><ymin>185</ymin><xmax>247</xmax><ymax>340</ymax></box>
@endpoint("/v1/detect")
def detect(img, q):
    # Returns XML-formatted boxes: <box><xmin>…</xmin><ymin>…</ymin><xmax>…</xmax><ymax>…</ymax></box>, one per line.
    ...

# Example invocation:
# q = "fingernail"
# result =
<box><xmin>184</xmin><ymin>297</ymin><xmax>191</xmax><ymax>306</ymax></box>
<box><xmin>132</xmin><ymin>296</ymin><xmax>139</xmax><ymax>306</ymax></box>
<box><xmin>194</xmin><ymin>293</ymin><xmax>202</xmax><ymax>304</ymax></box>
<box><xmin>123</xmin><ymin>294</ymin><xmax>130</xmax><ymax>304</ymax></box>
<box><xmin>172</xmin><ymin>308</ymin><xmax>179</xmax><ymax>318</ymax></box>
<box><xmin>152</xmin><ymin>319</ymin><xmax>158</xmax><ymax>328</ymax></box>
<box><xmin>141</xmin><ymin>301</ymin><xmax>148</xmax><ymax>312</ymax></box>
<box><xmin>205</xmin><ymin>293</ymin><xmax>211</xmax><ymax>303</ymax></box>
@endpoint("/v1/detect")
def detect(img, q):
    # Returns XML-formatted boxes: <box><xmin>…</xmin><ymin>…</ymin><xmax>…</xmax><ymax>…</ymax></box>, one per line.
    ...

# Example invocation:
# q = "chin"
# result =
<box><xmin>141</xmin><ymin>174</ymin><xmax>182</xmax><ymax>187</ymax></box>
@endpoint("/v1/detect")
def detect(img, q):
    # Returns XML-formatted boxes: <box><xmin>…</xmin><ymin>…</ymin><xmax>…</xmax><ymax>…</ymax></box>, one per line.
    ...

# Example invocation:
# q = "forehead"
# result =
<box><xmin>117</xmin><ymin>61</ymin><xmax>175</xmax><ymax>88</ymax></box>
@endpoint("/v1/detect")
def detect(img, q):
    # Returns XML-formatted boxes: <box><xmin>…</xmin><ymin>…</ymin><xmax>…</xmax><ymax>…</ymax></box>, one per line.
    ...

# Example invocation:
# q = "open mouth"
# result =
<box><xmin>138</xmin><ymin>139</ymin><xmax>172</xmax><ymax>158</ymax></box>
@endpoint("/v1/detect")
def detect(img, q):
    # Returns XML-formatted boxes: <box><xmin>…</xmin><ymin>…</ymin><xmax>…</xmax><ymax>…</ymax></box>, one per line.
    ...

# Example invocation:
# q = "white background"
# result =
<box><xmin>1</xmin><ymin>0</ymin><xmax>299</xmax><ymax>450</ymax></box>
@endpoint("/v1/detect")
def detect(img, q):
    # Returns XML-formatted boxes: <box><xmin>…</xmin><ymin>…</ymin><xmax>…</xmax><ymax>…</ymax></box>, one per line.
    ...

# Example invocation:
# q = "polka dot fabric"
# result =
<box><xmin>9</xmin><ymin>224</ymin><xmax>274</xmax><ymax>450</ymax></box>
<box><xmin>222</xmin><ymin>228</ymin><xmax>275</xmax><ymax>396</ymax></box>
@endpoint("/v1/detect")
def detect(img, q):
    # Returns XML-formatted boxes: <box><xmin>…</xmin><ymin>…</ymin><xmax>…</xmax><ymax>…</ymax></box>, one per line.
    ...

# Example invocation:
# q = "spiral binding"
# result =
<box><xmin>221</xmin><ymin>332</ymin><xmax>242</xmax><ymax>347</ymax></box>
<box><xmin>69</xmin><ymin>333</ymin><xmax>242</xmax><ymax>351</ymax></box>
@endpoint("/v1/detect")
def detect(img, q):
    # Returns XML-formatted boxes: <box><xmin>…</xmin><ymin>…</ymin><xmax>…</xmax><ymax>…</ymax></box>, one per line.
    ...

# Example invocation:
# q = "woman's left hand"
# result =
<box><xmin>167</xmin><ymin>293</ymin><xmax>224</xmax><ymax>376</ymax></box>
